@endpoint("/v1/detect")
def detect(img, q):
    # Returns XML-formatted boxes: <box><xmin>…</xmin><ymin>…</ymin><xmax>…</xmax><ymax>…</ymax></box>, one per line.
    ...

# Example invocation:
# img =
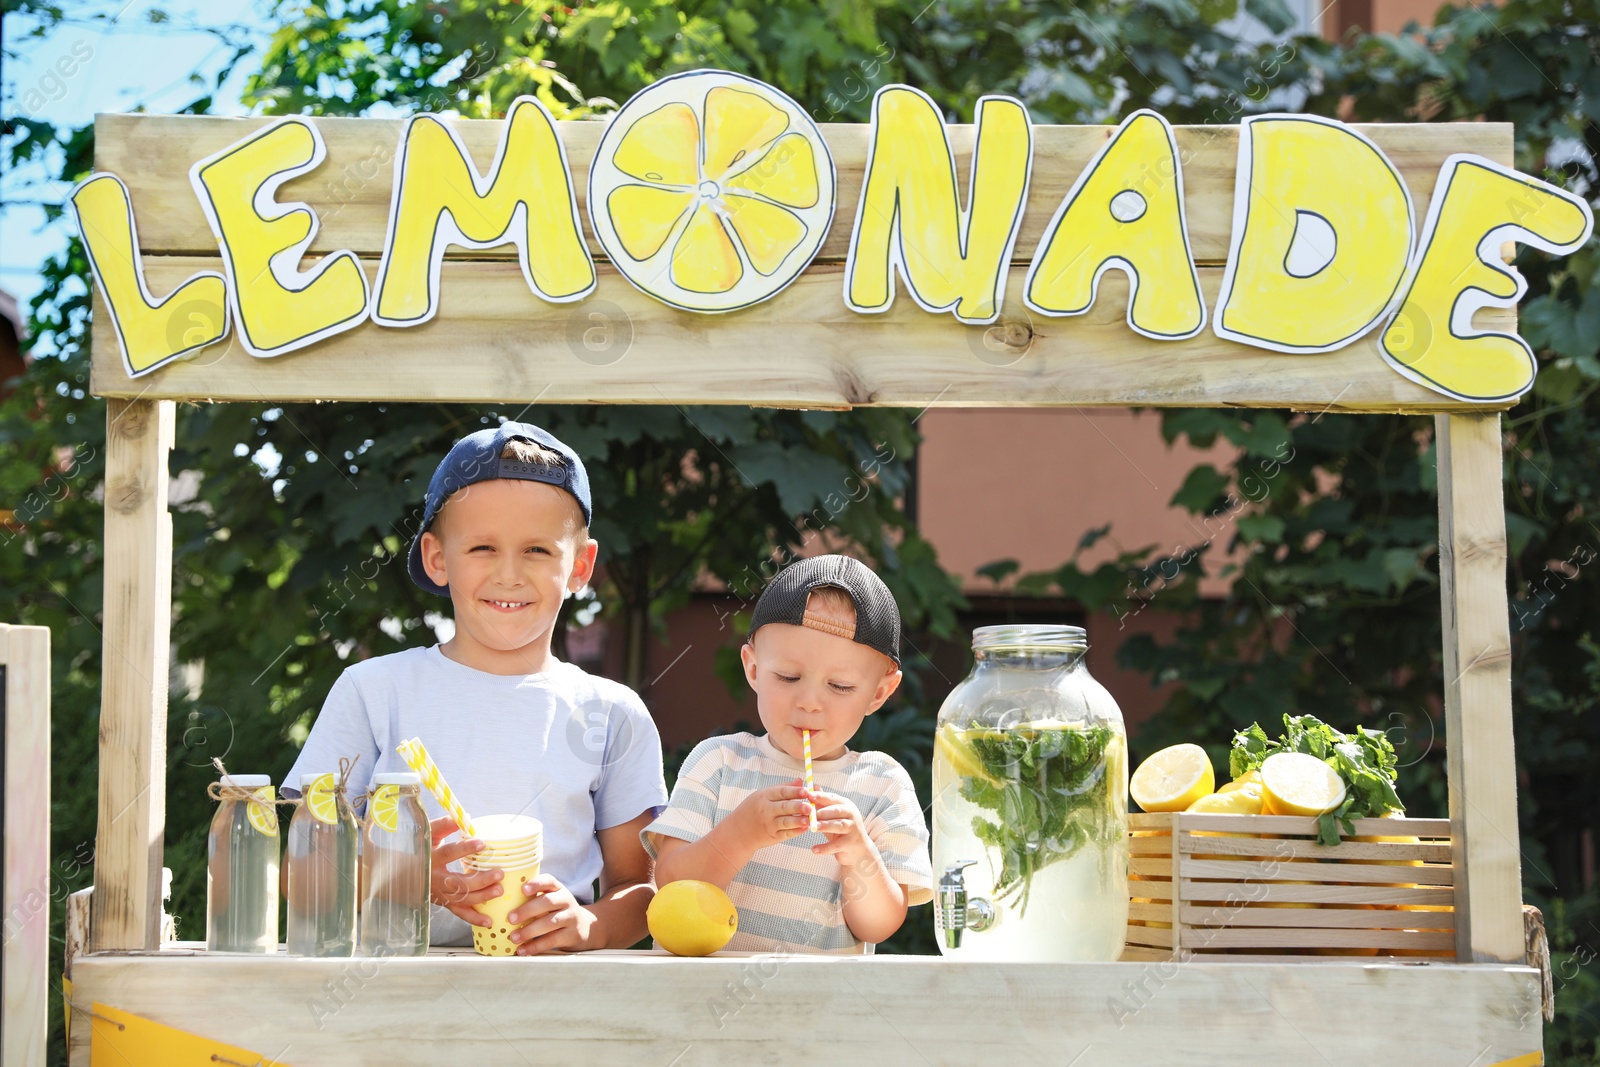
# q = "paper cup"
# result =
<box><xmin>471</xmin><ymin>814</ymin><xmax>541</xmax><ymax>838</ymax></box>
<box><xmin>460</xmin><ymin>815</ymin><xmax>543</xmax><ymax>957</ymax></box>
<box><xmin>472</xmin><ymin>841</ymin><xmax>543</xmax><ymax>864</ymax></box>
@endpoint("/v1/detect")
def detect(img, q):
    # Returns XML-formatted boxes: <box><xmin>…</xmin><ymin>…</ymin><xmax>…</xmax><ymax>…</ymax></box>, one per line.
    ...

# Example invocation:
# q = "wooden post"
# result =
<box><xmin>1436</xmin><ymin>412</ymin><xmax>1524</xmax><ymax>963</ymax></box>
<box><xmin>2</xmin><ymin>624</ymin><xmax>51</xmax><ymax>1067</ymax></box>
<box><xmin>90</xmin><ymin>399</ymin><xmax>175</xmax><ymax>952</ymax></box>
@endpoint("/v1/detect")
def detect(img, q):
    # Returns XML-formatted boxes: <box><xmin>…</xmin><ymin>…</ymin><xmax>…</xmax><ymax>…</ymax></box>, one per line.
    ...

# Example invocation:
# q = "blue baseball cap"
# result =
<box><xmin>407</xmin><ymin>421</ymin><xmax>592</xmax><ymax>597</ymax></box>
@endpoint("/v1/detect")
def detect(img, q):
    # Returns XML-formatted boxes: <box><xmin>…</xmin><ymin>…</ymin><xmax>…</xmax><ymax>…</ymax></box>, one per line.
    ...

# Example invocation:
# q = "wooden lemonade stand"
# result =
<box><xmin>34</xmin><ymin>68</ymin><xmax>1592</xmax><ymax>1064</ymax></box>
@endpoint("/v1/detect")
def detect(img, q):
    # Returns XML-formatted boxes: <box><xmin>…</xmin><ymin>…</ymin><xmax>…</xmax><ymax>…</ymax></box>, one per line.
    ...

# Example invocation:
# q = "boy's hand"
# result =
<box><xmin>506</xmin><ymin>874</ymin><xmax>600</xmax><ymax>954</ymax></box>
<box><xmin>808</xmin><ymin>789</ymin><xmax>880</xmax><ymax>871</ymax></box>
<box><xmin>428</xmin><ymin>816</ymin><xmax>502</xmax><ymax>928</ymax></box>
<box><xmin>727</xmin><ymin>779</ymin><xmax>814</xmax><ymax>852</ymax></box>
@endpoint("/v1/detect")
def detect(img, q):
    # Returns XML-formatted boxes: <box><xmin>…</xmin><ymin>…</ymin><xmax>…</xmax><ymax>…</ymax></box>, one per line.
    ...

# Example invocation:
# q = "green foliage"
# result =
<box><xmin>1231</xmin><ymin>714</ymin><xmax>1403</xmax><ymax>844</ymax></box>
<box><xmin>1535</xmin><ymin>888</ymin><xmax>1600</xmax><ymax>1056</ymax></box>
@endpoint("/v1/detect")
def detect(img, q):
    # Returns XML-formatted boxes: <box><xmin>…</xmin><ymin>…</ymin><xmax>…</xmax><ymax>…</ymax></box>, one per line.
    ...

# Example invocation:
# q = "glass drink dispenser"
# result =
<box><xmin>933</xmin><ymin>625</ymin><xmax>1129</xmax><ymax>961</ymax></box>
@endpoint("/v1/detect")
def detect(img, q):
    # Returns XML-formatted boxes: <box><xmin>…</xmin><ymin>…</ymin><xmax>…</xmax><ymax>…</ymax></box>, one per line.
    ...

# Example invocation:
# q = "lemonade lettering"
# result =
<box><xmin>1213</xmin><ymin>115</ymin><xmax>1415</xmax><ymax>354</ymax></box>
<box><xmin>1024</xmin><ymin>109</ymin><xmax>1205</xmax><ymax>339</ymax></box>
<box><xmin>844</xmin><ymin>86</ymin><xmax>1032</xmax><ymax>324</ymax></box>
<box><xmin>72</xmin><ymin>69</ymin><xmax>1593</xmax><ymax>404</ymax></box>
<box><xmin>373</xmin><ymin>95</ymin><xmax>595</xmax><ymax>327</ymax></box>
<box><xmin>190</xmin><ymin>117</ymin><xmax>370</xmax><ymax>357</ymax></box>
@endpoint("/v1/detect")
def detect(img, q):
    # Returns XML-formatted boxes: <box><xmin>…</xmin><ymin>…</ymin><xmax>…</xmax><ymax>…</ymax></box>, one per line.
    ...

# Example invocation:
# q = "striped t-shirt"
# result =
<box><xmin>643</xmin><ymin>732</ymin><xmax>934</xmax><ymax>954</ymax></box>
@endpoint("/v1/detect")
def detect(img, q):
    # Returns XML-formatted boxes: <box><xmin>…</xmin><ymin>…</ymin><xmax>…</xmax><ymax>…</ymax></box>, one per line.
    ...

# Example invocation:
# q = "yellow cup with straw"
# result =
<box><xmin>396</xmin><ymin>738</ymin><xmax>543</xmax><ymax>956</ymax></box>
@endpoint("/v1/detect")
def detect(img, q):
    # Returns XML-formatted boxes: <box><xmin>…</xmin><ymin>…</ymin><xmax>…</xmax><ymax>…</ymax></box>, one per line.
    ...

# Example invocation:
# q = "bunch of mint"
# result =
<box><xmin>961</xmin><ymin>723</ymin><xmax>1122</xmax><ymax>915</ymax></box>
<box><xmin>1230</xmin><ymin>714</ymin><xmax>1404</xmax><ymax>845</ymax></box>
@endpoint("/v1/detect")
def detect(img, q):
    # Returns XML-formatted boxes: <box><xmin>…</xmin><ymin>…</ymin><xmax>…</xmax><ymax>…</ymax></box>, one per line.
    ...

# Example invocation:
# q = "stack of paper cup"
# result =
<box><xmin>461</xmin><ymin>814</ymin><xmax>543</xmax><ymax>956</ymax></box>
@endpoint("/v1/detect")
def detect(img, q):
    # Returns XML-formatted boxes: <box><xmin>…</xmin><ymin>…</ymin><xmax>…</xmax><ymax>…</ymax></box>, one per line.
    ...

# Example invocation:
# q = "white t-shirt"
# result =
<box><xmin>286</xmin><ymin>645</ymin><xmax>667</xmax><ymax>946</ymax></box>
<box><xmin>643</xmin><ymin>732</ymin><xmax>933</xmax><ymax>954</ymax></box>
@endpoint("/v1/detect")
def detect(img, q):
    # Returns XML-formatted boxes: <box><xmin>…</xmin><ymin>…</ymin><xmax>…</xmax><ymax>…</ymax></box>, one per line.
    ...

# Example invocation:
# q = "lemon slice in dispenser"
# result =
<box><xmin>935</xmin><ymin>725</ymin><xmax>1002</xmax><ymax>785</ymax></box>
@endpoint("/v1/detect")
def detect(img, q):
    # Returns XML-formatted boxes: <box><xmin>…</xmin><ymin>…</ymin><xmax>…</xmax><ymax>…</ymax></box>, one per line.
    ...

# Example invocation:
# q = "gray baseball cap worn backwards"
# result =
<box><xmin>407</xmin><ymin>421</ymin><xmax>592</xmax><ymax>597</ymax></box>
<box><xmin>750</xmin><ymin>555</ymin><xmax>902</xmax><ymax>665</ymax></box>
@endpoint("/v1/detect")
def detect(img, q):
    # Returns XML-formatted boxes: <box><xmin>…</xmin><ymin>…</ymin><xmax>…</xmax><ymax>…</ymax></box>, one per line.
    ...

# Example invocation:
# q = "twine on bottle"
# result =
<box><xmin>335</xmin><ymin>753</ymin><xmax>362</xmax><ymax>819</ymax></box>
<box><xmin>208</xmin><ymin>755</ymin><xmax>363</xmax><ymax>817</ymax></box>
<box><xmin>205</xmin><ymin>758</ymin><xmax>278</xmax><ymax>819</ymax></box>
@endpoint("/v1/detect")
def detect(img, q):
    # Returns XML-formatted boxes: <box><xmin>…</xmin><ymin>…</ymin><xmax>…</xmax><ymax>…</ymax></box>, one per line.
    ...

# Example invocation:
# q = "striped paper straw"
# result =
<box><xmin>803</xmin><ymin>729</ymin><xmax>818</xmax><ymax>832</ymax></box>
<box><xmin>396</xmin><ymin>737</ymin><xmax>476</xmax><ymax>838</ymax></box>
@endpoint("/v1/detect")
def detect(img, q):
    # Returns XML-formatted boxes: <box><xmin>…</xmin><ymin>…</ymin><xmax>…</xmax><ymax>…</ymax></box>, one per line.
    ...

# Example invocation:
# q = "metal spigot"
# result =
<box><xmin>937</xmin><ymin>860</ymin><xmax>996</xmax><ymax>950</ymax></box>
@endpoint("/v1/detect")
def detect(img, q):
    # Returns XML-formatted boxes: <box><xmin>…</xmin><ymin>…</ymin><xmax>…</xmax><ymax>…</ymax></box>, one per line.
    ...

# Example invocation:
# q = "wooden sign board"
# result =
<box><xmin>77</xmin><ymin>76</ymin><xmax>1591</xmax><ymax>412</ymax></box>
<box><xmin>70</xmin><ymin>75</ymin><xmax>1555</xmax><ymax>995</ymax></box>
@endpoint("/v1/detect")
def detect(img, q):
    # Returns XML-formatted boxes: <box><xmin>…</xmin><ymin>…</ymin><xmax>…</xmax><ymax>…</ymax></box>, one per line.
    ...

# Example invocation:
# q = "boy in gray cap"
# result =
<box><xmin>286</xmin><ymin>421</ymin><xmax>666</xmax><ymax>952</ymax></box>
<box><xmin>645</xmin><ymin>554</ymin><xmax>933</xmax><ymax>953</ymax></box>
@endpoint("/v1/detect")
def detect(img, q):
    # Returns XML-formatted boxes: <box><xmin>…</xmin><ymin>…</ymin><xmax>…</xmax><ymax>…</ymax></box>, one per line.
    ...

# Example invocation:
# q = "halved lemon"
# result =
<box><xmin>1187</xmin><ymin>787</ymin><xmax>1264</xmax><ymax>815</ymax></box>
<box><xmin>247</xmin><ymin>785</ymin><xmax>278</xmax><ymax>837</ymax></box>
<box><xmin>1130</xmin><ymin>744</ymin><xmax>1215</xmax><ymax>813</ymax></box>
<box><xmin>369</xmin><ymin>784</ymin><xmax>401</xmax><ymax>833</ymax></box>
<box><xmin>1258</xmin><ymin>752</ymin><xmax>1346</xmax><ymax>817</ymax></box>
<box><xmin>589</xmin><ymin>69</ymin><xmax>836</xmax><ymax>312</ymax></box>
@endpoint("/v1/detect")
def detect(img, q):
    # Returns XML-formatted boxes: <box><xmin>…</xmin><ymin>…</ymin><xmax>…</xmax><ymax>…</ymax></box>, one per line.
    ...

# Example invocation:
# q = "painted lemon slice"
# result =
<box><xmin>589</xmin><ymin>69</ymin><xmax>835</xmax><ymax>313</ymax></box>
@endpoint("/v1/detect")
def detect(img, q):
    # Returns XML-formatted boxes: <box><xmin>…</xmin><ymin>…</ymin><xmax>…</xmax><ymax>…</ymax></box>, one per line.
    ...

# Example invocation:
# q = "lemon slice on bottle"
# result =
<box><xmin>246</xmin><ymin>784</ymin><xmax>278</xmax><ymax>836</ymax></box>
<box><xmin>304</xmin><ymin>772</ymin><xmax>341</xmax><ymax>825</ymax></box>
<box><xmin>1130</xmin><ymin>743</ymin><xmax>1215</xmax><ymax>813</ymax></box>
<box><xmin>1259</xmin><ymin>752</ymin><xmax>1347</xmax><ymax>816</ymax></box>
<box><xmin>369</xmin><ymin>784</ymin><xmax>401</xmax><ymax>832</ymax></box>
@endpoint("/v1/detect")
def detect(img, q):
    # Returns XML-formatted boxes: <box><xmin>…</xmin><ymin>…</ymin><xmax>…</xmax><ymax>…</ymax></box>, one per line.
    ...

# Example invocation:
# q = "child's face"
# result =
<box><xmin>741</xmin><ymin>606</ymin><xmax>902</xmax><ymax>761</ymax></box>
<box><xmin>418</xmin><ymin>478</ymin><xmax>596</xmax><ymax>674</ymax></box>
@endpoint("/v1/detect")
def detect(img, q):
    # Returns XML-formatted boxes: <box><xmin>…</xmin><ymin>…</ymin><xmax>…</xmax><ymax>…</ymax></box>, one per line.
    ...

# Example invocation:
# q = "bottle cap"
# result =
<box><xmin>219</xmin><ymin>774</ymin><xmax>271</xmax><ymax>788</ymax></box>
<box><xmin>372</xmin><ymin>772</ymin><xmax>421</xmax><ymax>787</ymax></box>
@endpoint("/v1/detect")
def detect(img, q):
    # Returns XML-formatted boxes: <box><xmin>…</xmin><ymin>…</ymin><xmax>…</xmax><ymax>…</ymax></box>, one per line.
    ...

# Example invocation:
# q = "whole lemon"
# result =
<box><xmin>648</xmin><ymin>880</ymin><xmax>739</xmax><ymax>956</ymax></box>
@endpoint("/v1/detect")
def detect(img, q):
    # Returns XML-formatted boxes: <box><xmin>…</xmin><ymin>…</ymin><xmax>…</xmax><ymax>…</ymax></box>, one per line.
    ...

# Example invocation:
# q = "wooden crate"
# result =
<box><xmin>1123</xmin><ymin>811</ymin><xmax>1455</xmax><ymax>962</ymax></box>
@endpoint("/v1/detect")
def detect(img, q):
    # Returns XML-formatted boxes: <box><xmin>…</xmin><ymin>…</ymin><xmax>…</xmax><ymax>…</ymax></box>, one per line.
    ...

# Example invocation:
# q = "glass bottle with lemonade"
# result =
<box><xmin>206</xmin><ymin>773</ymin><xmax>280</xmax><ymax>953</ymax></box>
<box><xmin>360</xmin><ymin>772</ymin><xmax>431</xmax><ymax>956</ymax></box>
<box><xmin>286</xmin><ymin>771</ymin><xmax>359</xmax><ymax>957</ymax></box>
<box><xmin>932</xmin><ymin>625</ymin><xmax>1129</xmax><ymax>961</ymax></box>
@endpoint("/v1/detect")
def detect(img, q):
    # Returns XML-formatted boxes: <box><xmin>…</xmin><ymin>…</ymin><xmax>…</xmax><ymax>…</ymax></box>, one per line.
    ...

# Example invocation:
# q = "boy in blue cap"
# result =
<box><xmin>286</xmin><ymin>421</ymin><xmax>667</xmax><ymax>952</ymax></box>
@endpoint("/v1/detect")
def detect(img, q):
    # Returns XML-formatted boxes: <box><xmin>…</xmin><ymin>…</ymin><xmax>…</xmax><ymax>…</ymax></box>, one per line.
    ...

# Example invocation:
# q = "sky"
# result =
<box><xmin>1</xmin><ymin>0</ymin><xmax>274</xmax><ymax>321</ymax></box>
